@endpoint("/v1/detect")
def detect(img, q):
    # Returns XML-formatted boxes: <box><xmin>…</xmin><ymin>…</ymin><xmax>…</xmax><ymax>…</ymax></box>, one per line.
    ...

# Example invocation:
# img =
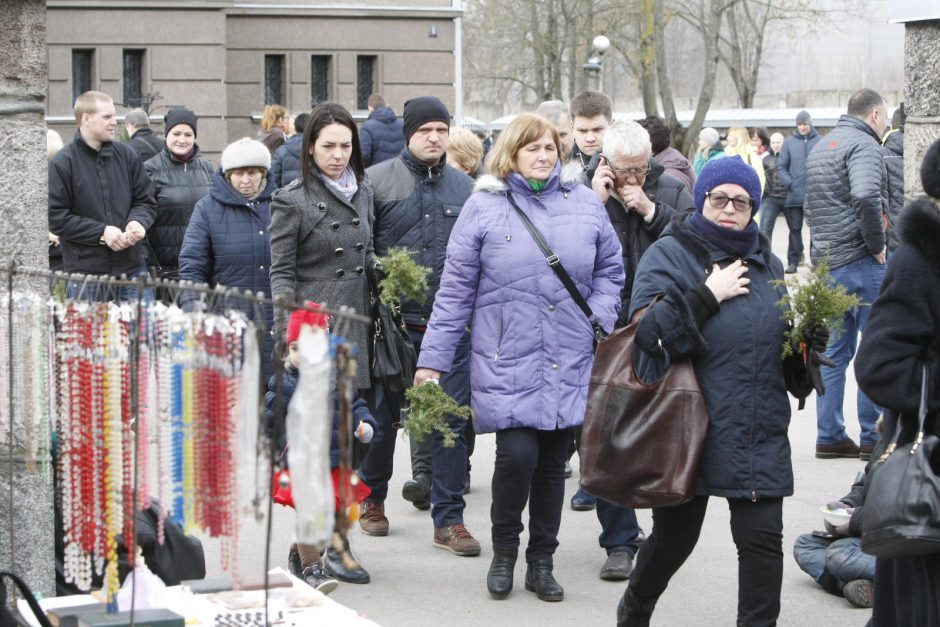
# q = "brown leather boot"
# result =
<box><xmin>358</xmin><ymin>501</ymin><xmax>389</xmax><ymax>536</ymax></box>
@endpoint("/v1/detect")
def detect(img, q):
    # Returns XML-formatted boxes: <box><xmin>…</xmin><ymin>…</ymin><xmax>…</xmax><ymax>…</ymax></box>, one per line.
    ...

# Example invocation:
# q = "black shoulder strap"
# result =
<box><xmin>0</xmin><ymin>571</ymin><xmax>54</xmax><ymax>627</ymax></box>
<box><xmin>505</xmin><ymin>191</ymin><xmax>595</xmax><ymax>323</ymax></box>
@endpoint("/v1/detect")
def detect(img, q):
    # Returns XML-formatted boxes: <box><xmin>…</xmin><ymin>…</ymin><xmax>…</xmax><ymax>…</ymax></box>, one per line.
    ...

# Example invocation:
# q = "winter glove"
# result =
<box><xmin>355</xmin><ymin>421</ymin><xmax>374</xmax><ymax>444</ymax></box>
<box><xmin>802</xmin><ymin>325</ymin><xmax>837</xmax><ymax>396</ymax></box>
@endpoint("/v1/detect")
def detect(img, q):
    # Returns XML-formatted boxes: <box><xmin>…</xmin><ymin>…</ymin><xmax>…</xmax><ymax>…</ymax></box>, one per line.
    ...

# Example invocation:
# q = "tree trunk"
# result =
<box><xmin>639</xmin><ymin>0</ymin><xmax>658</xmax><ymax>115</ymax></box>
<box><xmin>654</xmin><ymin>1</ymin><xmax>682</xmax><ymax>148</ymax></box>
<box><xmin>682</xmin><ymin>0</ymin><xmax>726</xmax><ymax>155</ymax></box>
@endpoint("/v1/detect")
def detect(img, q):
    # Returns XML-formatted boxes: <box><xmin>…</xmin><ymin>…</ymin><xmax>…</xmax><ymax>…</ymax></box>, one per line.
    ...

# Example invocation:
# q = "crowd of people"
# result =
<box><xmin>46</xmin><ymin>85</ymin><xmax>938</xmax><ymax>626</ymax></box>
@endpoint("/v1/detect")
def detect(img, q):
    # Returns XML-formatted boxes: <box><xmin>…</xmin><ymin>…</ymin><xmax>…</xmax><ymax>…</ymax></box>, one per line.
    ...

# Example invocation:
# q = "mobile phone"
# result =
<box><xmin>598</xmin><ymin>153</ymin><xmax>611</xmax><ymax>189</ymax></box>
<box><xmin>811</xmin><ymin>530</ymin><xmax>835</xmax><ymax>539</ymax></box>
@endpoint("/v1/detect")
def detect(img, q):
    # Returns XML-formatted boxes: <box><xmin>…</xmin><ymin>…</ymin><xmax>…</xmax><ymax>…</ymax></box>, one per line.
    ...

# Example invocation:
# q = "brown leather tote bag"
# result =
<box><xmin>580</xmin><ymin>297</ymin><xmax>709</xmax><ymax>509</ymax></box>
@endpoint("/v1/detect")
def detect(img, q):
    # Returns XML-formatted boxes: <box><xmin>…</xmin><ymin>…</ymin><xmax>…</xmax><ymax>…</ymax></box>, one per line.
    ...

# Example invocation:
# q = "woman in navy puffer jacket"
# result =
<box><xmin>178</xmin><ymin>137</ymin><xmax>276</xmax><ymax>376</ymax></box>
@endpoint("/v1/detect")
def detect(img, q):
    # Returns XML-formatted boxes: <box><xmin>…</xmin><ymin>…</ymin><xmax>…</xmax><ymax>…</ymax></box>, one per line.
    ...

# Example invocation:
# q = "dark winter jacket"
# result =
<box><xmin>854</xmin><ymin>198</ymin><xmax>940</xmax><ymax>627</ymax></box>
<box><xmin>776</xmin><ymin>127</ymin><xmax>821</xmax><ymax>207</ymax></box>
<box><xmin>270</xmin><ymin>134</ymin><xmax>303</xmax><ymax>189</ymax></box>
<box><xmin>256</xmin><ymin>128</ymin><xmax>287</xmax><ymax>155</ymax></box>
<box><xmin>628</xmin><ymin>215</ymin><xmax>811</xmax><ymax>500</ymax></box>
<box><xmin>369</xmin><ymin>148</ymin><xmax>475</xmax><ymax>327</ymax></box>
<box><xmin>48</xmin><ymin>132</ymin><xmax>157</xmax><ymax>276</ymax></box>
<box><xmin>264</xmin><ymin>364</ymin><xmax>377</xmax><ymax>467</ymax></box>
<box><xmin>882</xmin><ymin>129</ymin><xmax>905</xmax><ymax>251</ymax></box>
<box><xmin>178</xmin><ymin>170</ymin><xmax>276</xmax><ymax>372</ymax></box>
<box><xmin>144</xmin><ymin>147</ymin><xmax>214</xmax><ymax>275</ymax></box>
<box><xmin>268</xmin><ymin>173</ymin><xmax>375</xmax><ymax>389</ymax></box>
<box><xmin>804</xmin><ymin>115</ymin><xmax>888</xmax><ymax>269</ymax></box>
<box><xmin>653</xmin><ymin>146</ymin><xmax>695</xmax><ymax>193</ymax></box>
<box><xmin>586</xmin><ymin>158</ymin><xmax>695</xmax><ymax>326</ymax></box>
<box><xmin>360</xmin><ymin>106</ymin><xmax>405</xmax><ymax>168</ymax></box>
<box><xmin>762</xmin><ymin>150</ymin><xmax>789</xmax><ymax>199</ymax></box>
<box><xmin>126</xmin><ymin>128</ymin><xmax>164</xmax><ymax>164</ymax></box>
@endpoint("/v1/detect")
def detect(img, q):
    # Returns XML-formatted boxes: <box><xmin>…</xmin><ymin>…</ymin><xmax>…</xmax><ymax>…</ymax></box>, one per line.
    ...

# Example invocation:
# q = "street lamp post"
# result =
<box><xmin>582</xmin><ymin>35</ymin><xmax>610</xmax><ymax>92</ymax></box>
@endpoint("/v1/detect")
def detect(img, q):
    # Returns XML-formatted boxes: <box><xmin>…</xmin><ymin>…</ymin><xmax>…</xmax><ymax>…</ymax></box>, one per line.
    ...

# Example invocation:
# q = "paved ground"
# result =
<box><xmin>202</xmin><ymin>217</ymin><xmax>875</xmax><ymax>626</ymax></box>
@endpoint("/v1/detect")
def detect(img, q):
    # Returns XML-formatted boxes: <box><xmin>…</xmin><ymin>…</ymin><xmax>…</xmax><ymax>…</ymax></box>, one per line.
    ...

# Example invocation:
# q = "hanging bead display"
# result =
<box><xmin>0</xmin><ymin>267</ymin><xmax>364</xmax><ymax>602</ymax></box>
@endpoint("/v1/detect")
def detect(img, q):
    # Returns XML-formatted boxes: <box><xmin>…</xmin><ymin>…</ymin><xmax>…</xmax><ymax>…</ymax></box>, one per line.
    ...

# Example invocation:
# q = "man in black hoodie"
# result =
<box><xmin>48</xmin><ymin>91</ymin><xmax>156</xmax><ymax>300</ymax></box>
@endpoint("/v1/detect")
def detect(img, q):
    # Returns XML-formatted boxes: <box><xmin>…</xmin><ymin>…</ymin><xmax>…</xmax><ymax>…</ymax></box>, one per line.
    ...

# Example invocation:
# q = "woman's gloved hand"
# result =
<box><xmin>803</xmin><ymin>325</ymin><xmax>837</xmax><ymax>395</ymax></box>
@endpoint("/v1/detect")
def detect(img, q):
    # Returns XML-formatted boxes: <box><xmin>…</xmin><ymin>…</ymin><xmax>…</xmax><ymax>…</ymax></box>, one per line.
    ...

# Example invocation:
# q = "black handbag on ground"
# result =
<box><xmin>370</xmin><ymin>292</ymin><xmax>417</xmax><ymax>392</ymax></box>
<box><xmin>505</xmin><ymin>191</ymin><xmax>608</xmax><ymax>352</ymax></box>
<box><xmin>861</xmin><ymin>363</ymin><xmax>940</xmax><ymax>558</ymax></box>
<box><xmin>0</xmin><ymin>571</ymin><xmax>53</xmax><ymax>627</ymax></box>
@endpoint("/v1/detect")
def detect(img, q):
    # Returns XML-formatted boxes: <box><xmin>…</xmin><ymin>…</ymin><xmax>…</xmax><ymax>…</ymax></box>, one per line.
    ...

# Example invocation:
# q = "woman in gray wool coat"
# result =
<box><xmin>268</xmin><ymin>102</ymin><xmax>374</xmax><ymax>390</ymax></box>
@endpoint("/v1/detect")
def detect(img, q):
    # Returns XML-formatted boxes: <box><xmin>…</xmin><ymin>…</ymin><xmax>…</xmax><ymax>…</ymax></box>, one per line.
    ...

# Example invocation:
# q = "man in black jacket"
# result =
<box><xmin>359</xmin><ymin>97</ymin><xmax>480</xmax><ymax>557</ymax></box>
<box><xmin>776</xmin><ymin>110</ymin><xmax>821</xmax><ymax>273</ymax></box>
<box><xmin>583</xmin><ymin>120</ymin><xmax>694</xmax><ymax>581</ymax></box>
<box><xmin>48</xmin><ymin>91</ymin><xmax>156</xmax><ymax>300</ymax></box>
<box><xmin>804</xmin><ymin>88</ymin><xmax>889</xmax><ymax>461</ymax></box>
<box><xmin>124</xmin><ymin>108</ymin><xmax>164</xmax><ymax>163</ymax></box>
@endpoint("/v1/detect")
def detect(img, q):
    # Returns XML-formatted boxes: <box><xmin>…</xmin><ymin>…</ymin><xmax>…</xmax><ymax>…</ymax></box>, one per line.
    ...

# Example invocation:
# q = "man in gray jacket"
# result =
<box><xmin>358</xmin><ymin>97</ymin><xmax>480</xmax><ymax>557</ymax></box>
<box><xmin>804</xmin><ymin>88</ymin><xmax>889</xmax><ymax>462</ymax></box>
<box><xmin>776</xmin><ymin>110</ymin><xmax>821</xmax><ymax>273</ymax></box>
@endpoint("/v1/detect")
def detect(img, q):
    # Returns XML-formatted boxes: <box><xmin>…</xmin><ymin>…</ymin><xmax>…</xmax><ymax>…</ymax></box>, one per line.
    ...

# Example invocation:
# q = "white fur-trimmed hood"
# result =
<box><xmin>472</xmin><ymin>161</ymin><xmax>587</xmax><ymax>195</ymax></box>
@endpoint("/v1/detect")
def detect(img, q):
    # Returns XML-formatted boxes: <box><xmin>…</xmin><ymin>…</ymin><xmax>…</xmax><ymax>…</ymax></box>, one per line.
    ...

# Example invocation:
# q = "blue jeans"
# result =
<box><xmin>816</xmin><ymin>256</ymin><xmax>885</xmax><ymax>446</ymax></box>
<box><xmin>359</xmin><ymin>329</ymin><xmax>471</xmax><ymax>528</ymax></box>
<box><xmin>793</xmin><ymin>534</ymin><xmax>875</xmax><ymax>587</ymax></box>
<box><xmin>596</xmin><ymin>498</ymin><xmax>641</xmax><ymax>556</ymax></box>
<box><xmin>66</xmin><ymin>266</ymin><xmax>153</xmax><ymax>303</ymax></box>
<box><xmin>758</xmin><ymin>199</ymin><xmax>804</xmax><ymax>267</ymax></box>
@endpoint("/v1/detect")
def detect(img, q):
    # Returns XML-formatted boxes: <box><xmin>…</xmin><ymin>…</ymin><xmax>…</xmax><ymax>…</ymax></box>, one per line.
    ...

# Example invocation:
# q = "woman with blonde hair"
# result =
<box><xmin>446</xmin><ymin>126</ymin><xmax>485</xmax><ymax>178</ymax></box>
<box><xmin>725</xmin><ymin>126</ymin><xmax>766</xmax><ymax>193</ymax></box>
<box><xmin>257</xmin><ymin>104</ymin><xmax>290</xmax><ymax>154</ymax></box>
<box><xmin>415</xmin><ymin>112</ymin><xmax>624</xmax><ymax>602</ymax></box>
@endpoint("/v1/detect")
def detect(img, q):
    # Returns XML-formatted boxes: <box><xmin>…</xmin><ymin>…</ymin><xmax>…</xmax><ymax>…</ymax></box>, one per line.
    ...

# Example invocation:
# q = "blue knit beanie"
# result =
<box><xmin>693</xmin><ymin>156</ymin><xmax>762</xmax><ymax>214</ymax></box>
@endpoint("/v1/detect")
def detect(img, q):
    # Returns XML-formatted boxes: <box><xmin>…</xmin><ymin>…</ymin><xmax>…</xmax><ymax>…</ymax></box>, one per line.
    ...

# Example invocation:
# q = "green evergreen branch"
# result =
<box><xmin>375</xmin><ymin>247</ymin><xmax>430</xmax><ymax>311</ymax></box>
<box><xmin>773</xmin><ymin>259</ymin><xmax>861</xmax><ymax>358</ymax></box>
<box><xmin>403</xmin><ymin>382</ymin><xmax>472</xmax><ymax>448</ymax></box>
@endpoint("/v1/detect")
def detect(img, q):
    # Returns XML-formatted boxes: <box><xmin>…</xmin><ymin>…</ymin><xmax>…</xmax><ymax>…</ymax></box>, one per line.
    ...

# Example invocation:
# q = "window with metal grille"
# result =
<box><xmin>311</xmin><ymin>55</ymin><xmax>330</xmax><ymax>107</ymax></box>
<box><xmin>356</xmin><ymin>55</ymin><xmax>376</xmax><ymax>110</ymax></box>
<box><xmin>265</xmin><ymin>54</ymin><xmax>285</xmax><ymax>105</ymax></box>
<box><xmin>123</xmin><ymin>49</ymin><xmax>144</xmax><ymax>109</ymax></box>
<box><xmin>72</xmin><ymin>49</ymin><xmax>94</xmax><ymax>104</ymax></box>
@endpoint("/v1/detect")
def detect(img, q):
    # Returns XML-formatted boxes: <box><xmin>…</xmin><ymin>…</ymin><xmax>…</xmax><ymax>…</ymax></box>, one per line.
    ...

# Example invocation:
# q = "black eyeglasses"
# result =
<box><xmin>706</xmin><ymin>191</ymin><xmax>754</xmax><ymax>213</ymax></box>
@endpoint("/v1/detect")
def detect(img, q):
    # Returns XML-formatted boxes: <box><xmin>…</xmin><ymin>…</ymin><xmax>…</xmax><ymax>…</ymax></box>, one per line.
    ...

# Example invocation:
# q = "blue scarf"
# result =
<box><xmin>687</xmin><ymin>211</ymin><xmax>759</xmax><ymax>258</ymax></box>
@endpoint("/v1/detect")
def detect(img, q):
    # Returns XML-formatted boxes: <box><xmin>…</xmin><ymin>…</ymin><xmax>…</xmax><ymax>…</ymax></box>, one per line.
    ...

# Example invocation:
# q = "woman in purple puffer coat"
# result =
<box><xmin>414</xmin><ymin>113</ymin><xmax>624</xmax><ymax>603</ymax></box>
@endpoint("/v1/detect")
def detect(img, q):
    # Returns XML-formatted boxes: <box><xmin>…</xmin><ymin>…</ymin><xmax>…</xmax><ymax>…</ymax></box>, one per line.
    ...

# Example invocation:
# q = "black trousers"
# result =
<box><xmin>490</xmin><ymin>427</ymin><xmax>570</xmax><ymax>563</ymax></box>
<box><xmin>624</xmin><ymin>495</ymin><xmax>784</xmax><ymax>627</ymax></box>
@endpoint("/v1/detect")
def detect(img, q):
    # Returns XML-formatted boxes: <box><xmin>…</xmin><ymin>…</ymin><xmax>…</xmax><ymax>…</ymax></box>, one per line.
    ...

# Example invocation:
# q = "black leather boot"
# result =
<box><xmin>487</xmin><ymin>548</ymin><xmax>517</xmax><ymax>599</ymax></box>
<box><xmin>524</xmin><ymin>560</ymin><xmax>564</xmax><ymax>602</ymax></box>
<box><xmin>322</xmin><ymin>547</ymin><xmax>371</xmax><ymax>584</ymax></box>
<box><xmin>616</xmin><ymin>586</ymin><xmax>658</xmax><ymax>627</ymax></box>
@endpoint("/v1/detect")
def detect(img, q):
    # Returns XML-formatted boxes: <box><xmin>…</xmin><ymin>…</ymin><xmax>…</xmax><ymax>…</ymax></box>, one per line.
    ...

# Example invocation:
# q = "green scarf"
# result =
<box><xmin>527</xmin><ymin>179</ymin><xmax>547</xmax><ymax>192</ymax></box>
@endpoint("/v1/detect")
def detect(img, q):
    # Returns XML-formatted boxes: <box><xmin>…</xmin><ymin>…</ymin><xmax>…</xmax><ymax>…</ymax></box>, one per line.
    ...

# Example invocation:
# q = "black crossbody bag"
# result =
<box><xmin>505</xmin><ymin>191</ymin><xmax>608</xmax><ymax>351</ymax></box>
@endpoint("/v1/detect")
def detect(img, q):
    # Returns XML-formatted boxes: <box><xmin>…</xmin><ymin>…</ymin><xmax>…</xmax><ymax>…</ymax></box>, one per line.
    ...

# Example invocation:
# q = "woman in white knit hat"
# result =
<box><xmin>178</xmin><ymin>136</ymin><xmax>277</xmax><ymax>374</ymax></box>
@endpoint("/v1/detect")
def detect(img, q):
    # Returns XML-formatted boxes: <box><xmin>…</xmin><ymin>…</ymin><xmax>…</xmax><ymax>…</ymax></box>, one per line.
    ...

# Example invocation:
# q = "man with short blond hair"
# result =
<box><xmin>49</xmin><ymin>91</ymin><xmax>156</xmax><ymax>300</ymax></box>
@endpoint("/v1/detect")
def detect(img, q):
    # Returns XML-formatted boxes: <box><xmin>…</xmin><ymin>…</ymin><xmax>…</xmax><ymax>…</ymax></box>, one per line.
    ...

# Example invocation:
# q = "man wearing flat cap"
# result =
<box><xmin>358</xmin><ymin>96</ymin><xmax>480</xmax><ymax>558</ymax></box>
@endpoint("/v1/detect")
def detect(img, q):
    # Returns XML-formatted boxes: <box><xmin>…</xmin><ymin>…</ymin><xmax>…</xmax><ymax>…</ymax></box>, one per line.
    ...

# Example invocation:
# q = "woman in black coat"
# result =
<box><xmin>144</xmin><ymin>107</ymin><xmax>213</xmax><ymax>279</ymax></box>
<box><xmin>620</xmin><ymin>157</ymin><xmax>812</xmax><ymax>627</ymax></box>
<box><xmin>855</xmin><ymin>139</ymin><xmax>940</xmax><ymax>627</ymax></box>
